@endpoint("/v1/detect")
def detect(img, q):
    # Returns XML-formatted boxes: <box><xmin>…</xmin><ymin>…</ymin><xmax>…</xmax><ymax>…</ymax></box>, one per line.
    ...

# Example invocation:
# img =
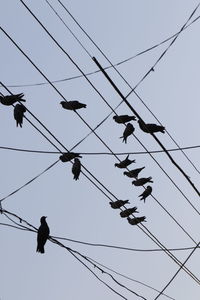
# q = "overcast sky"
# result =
<box><xmin>1</xmin><ymin>1</ymin><xmax>200</xmax><ymax>299</ymax></box>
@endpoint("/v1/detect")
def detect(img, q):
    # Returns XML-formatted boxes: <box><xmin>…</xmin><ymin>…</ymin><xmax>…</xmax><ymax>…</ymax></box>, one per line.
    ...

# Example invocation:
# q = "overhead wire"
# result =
<box><xmin>55</xmin><ymin>0</ymin><xmax>200</xmax><ymax>178</ymax></box>
<box><xmin>1</xmin><ymin>5</ymin><xmax>200</xmax><ymax>286</ymax></box>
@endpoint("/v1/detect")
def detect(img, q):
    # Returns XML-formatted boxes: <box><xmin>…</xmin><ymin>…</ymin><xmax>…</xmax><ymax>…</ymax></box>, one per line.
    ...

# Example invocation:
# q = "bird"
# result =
<box><xmin>127</xmin><ymin>216</ymin><xmax>146</xmax><ymax>225</ymax></box>
<box><xmin>120</xmin><ymin>123</ymin><xmax>135</xmax><ymax>143</ymax></box>
<box><xmin>0</xmin><ymin>93</ymin><xmax>26</xmax><ymax>106</ymax></box>
<box><xmin>139</xmin><ymin>186</ymin><xmax>152</xmax><ymax>202</ymax></box>
<box><xmin>138</xmin><ymin>119</ymin><xmax>165</xmax><ymax>134</ymax></box>
<box><xmin>120</xmin><ymin>207</ymin><xmax>139</xmax><ymax>218</ymax></box>
<box><xmin>123</xmin><ymin>167</ymin><xmax>145</xmax><ymax>178</ymax></box>
<box><xmin>60</xmin><ymin>152</ymin><xmax>82</xmax><ymax>162</ymax></box>
<box><xmin>72</xmin><ymin>158</ymin><xmax>81</xmax><ymax>180</ymax></box>
<box><xmin>109</xmin><ymin>200</ymin><xmax>130</xmax><ymax>209</ymax></box>
<box><xmin>113</xmin><ymin>115</ymin><xmax>136</xmax><ymax>124</ymax></box>
<box><xmin>115</xmin><ymin>155</ymin><xmax>136</xmax><ymax>168</ymax></box>
<box><xmin>13</xmin><ymin>104</ymin><xmax>26</xmax><ymax>127</ymax></box>
<box><xmin>132</xmin><ymin>177</ymin><xmax>153</xmax><ymax>186</ymax></box>
<box><xmin>36</xmin><ymin>216</ymin><xmax>50</xmax><ymax>254</ymax></box>
<box><xmin>60</xmin><ymin>100</ymin><xmax>86</xmax><ymax>110</ymax></box>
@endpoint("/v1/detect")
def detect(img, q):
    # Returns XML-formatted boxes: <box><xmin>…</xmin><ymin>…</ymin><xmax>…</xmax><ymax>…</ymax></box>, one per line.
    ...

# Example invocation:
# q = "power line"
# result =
<box><xmin>56</xmin><ymin>0</ymin><xmax>200</xmax><ymax>176</ymax></box>
<box><xmin>0</xmin><ymin>144</ymin><xmax>199</xmax><ymax>155</ymax></box>
<box><xmin>2</xmin><ymin>7</ymin><xmax>200</xmax><ymax>284</ymax></box>
<box><xmin>3</xmin><ymin>14</ymin><xmax>200</xmax><ymax>89</ymax></box>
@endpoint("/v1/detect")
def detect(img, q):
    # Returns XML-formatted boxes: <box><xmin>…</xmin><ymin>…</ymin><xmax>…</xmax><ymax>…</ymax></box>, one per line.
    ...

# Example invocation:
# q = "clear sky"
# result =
<box><xmin>1</xmin><ymin>1</ymin><xmax>200</xmax><ymax>299</ymax></box>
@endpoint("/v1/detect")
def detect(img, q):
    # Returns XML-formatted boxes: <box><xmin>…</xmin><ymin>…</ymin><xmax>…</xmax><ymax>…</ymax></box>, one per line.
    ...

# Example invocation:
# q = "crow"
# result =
<box><xmin>139</xmin><ymin>186</ymin><xmax>152</xmax><ymax>202</ymax></box>
<box><xmin>60</xmin><ymin>152</ymin><xmax>82</xmax><ymax>162</ymax></box>
<box><xmin>36</xmin><ymin>216</ymin><xmax>50</xmax><ymax>254</ymax></box>
<box><xmin>132</xmin><ymin>177</ymin><xmax>153</xmax><ymax>186</ymax></box>
<box><xmin>123</xmin><ymin>167</ymin><xmax>145</xmax><ymax>178</ymax></box>
<box><xmin>138</xmin><ymin>119</ymin><xmax>165</xmax><ymax>134</ymax></box>
<box><xmin>13</xmin><ymin>104</ymin><xmax>26</xmax><ymax>127</ymax></box>
<box><xmin>113</xmin><ymin>115</ymin><xmax>136</xmax><ymax>124</ymax></box>
<box><xmin>120</xmin><ymin>207</ymin><xmax>138</xmax><ymax>218</ymax></box>
<box><xmin>109</xmin><ymin>200</ymin><xmax>130</xmax><ymax>209</ymax></box>
<box><xmin>72</xmin><ymin>158</ymin><xmax>81</xmax><ymax>180</ymax></box>
<box><xmin>127</xmin><ymin>216</ymin><xmax>146</xmax><ymax>225</ymax></box>
<box><xmin>60</xmin><ymin>100</ymin><xmax>86</xmax><ymax>110</ymax></box>
<box><xmin>0</xmin><ymin>93</ymin><xmax>26</xmax><ymax>106</ymax></box>
<box><xmin>120</xmin><ymin>123</ymin><xmax>135</xmax><ymax>143</ymax></box>
<box><xmin>115</xmin><ymin>155</ymin><xmax>136</xmax><ymax>168</ymax></box>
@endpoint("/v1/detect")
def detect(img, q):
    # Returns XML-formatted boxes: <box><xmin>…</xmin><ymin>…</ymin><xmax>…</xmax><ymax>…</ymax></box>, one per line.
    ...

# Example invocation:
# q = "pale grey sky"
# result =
<box><xmin>1</xmin><ymin>1</ymin><xmax>200</xmax><ymax>299</ymax></box>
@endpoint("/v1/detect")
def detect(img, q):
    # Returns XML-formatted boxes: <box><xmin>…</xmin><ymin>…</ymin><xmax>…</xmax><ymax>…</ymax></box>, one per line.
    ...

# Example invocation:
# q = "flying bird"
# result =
<box><xmin>132</xmin><ymin>177</ymin><xmax>153</xmax><ymax>186</ymax></box>
<box><xmin>13</xmin><ymin>104</ymin><xmax>26</xmax><ymax>127</ymax></box>
<box><xmin>138</xmin><ymin>119</ymin><xmax>165</xmax><ymax>134</ymax></box>
<box><xmin>123</xmin><ymin>167</ymin><xmax>145</xmax><ymax>178</ymax></box>
<box><xmin>72</xmin><ymin>158</ymin><xmax>81</xmax><ymax>180</ymax></box>
<box><xmin>120</xmin><ymin>123</ymin><xmax>135</xmax><ymax>143</ymax></box>
<box><xmin>60</xmin><ymin>152</ymin><xmax>82</xmax><ymax>162</ymax></box>
<box><xmin>60</xmin><ymin>100</ymin><xmax>86</xmax><ymax>110</ymax></box>
<box><xmin>139</xmin><ymin>186</ymin><xmax>152</xmax><ymax>202</ymax></box>
<box><xmin>120</xmin><ymin>207</ymin><xmax>139</xmax><ymax>218</ymax></box>
<box><xmin>127</xmin><ymin>216</ymin><xmax>146</xmax><ymax>225</ymax></box>
<box><xmin>109</xmin><ymin>200</ymin><xmax>130</xmax><ymax>209</ymax></box>
<box><xmin>115</xmin><ymin>155</ymin><xmax>136</xmax><ymax>168</ymax></box>
<box><xmin>0</xmin><ymin>93</ymin><xmax>26</xmax><ymax>106</ymax></box>
<box><xmin>113</xmin><ymin>115</ymin><xmax>136</xmax><ymax>124</ymax></box>
<box><xmin>36</xmin><ymin>216</ymin><xmax>50</xmax><ymax>254</ymax></box>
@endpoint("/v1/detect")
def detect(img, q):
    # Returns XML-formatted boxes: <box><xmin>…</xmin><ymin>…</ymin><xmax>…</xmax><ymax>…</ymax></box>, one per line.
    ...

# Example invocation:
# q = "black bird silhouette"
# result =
<box><xmin>123</xmin><ymin>167</ymin><xmax>145</xmax><ymax>178</ymax></box>
<box><xmin>115</xmin><ymin>155</ymin><xmax>136</xmax><ymax>168</ymax></box>
<box><xmin>113</xmin><ymin>115</ymin><xmax>136</xmax><ymax>124</ymax></box>
<box><xmin>13</xmin><ymin>104</ymin><xmax>26</xmax><ymax>127</ymax></box>
<box><xmin>72</xmin><ymin>158</ymin><xmax>81</xmax><ymax>180</ymax></box>
<box><xmin>60</xmin><ymin>100</ymin><xmax>86</xmax><ymax>110</ymax></box>
<box><xmin>36</xmin><ymin>216</ymin><xmax>50</xmax><ymax>254</ymax></box>
<box><xmin>0</xmin><ymin>93</ymin><xmax>26</xmax><ymax>106</ymax></box>
<box><xmin>127</xmin><ymin>216</ymin><xmax>146</xmax><ymax>225</ymax></box>
<box><xmin>109</xmin><ymin>199</ymin><xmax>130</xmax><ymax>209</ymax></box>
<box><xmin>132</xmin><ymin>177</ymin><xmax>153</xmax><ymax>186</ymax></box>
<box><xmin>139</xmin><ymin>186</ymin><xmax>152</xmax><ymax>202</ymax></box>
<box><xmin>120</xmin><ymin>207</ymin><xmax>138</xmax><ymax>218</ymax></box>
<box><xmin>60</xmin><ymin>152</ymin><xmax>82</xmax><ymax>162</ymax></box>
<box><xmin>120</xmin><ymin>123</ymin><xmax>135</xmax><ymax>143</ymax></box>
<box><xmin>138</xmin><ymin>119</ymin><xmax>165</xmax><ymax>134</ymax></box>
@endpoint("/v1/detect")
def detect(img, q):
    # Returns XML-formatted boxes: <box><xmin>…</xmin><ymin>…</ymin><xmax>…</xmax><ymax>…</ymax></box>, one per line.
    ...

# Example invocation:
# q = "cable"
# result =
<box><xmin>56</xmin><ymin>0</ymin><xmax>200</xmax><ymax>176</ymax></box>
<box><xmin>3</xmin><ymin>14</ymin><xmax>200</xmax><ymax>89</ymax></box>
<box><xmin>0</xmin><ymin>144</ymin><xmax>199</xmax><ymax>155</ymax></box>
<box><xmin>2</xmin><ymin>8</ymin><xmax>200</xmax><ymax>283</ymax></box>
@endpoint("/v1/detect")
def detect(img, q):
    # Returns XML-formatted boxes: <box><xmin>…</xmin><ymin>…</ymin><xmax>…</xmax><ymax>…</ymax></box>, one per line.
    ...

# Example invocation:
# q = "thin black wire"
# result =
<box><xmin>154</xmin><ymin>241</ymin><xmax>200</xmax><ymax>300</ymax></box>
<box><xmin>3</xmin><ymin>15</ymin><xmax>200</xmax><ymax>89</ymax></box>
<box><xmin>15</xmin><ymin>0</ymin><xmax>200</xmax><ymax>209</ymax></box>
<box><xmin>2</xmin><ymin>208</ymin><xmax>200</xmax><ymax>284</ymax></box>
<box><xmin>2</xmin><ymin>7</ymin><xmax>200</xmax><ymax>283</ymax></box>
<box><xmin>56</xmin><ymin>0</ymin><xmax>200</xmax><ymax>176</ymax></box>
<box><xmin>0</xmin><ymin>144</ymin><xmax>199</xmax><ymax>155</ymax></box>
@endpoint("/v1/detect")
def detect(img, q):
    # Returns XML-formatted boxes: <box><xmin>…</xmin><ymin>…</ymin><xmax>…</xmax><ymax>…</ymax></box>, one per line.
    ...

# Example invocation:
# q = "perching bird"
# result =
<box><xmin>138</xmin><ymin>119</ymin><xmax>165</xmax><ymax>134</ymax></box>
<box><xmin>109</xmin><ymin>199</ymin><xmax>130</xmax><ymax>209</ymax></box>
<box><xmin>139</xmin><ymin>186</ymin><xmax>152</xmax><ymax>202</ymax></box>
<box><xmin>120</xmin><ymin>123</ymin><xmax>135</xmax><ymax>143</ymax></box>
<box><xmin>60</xmin><ymin>152</ymin><xmax>82</xmax><ymax>162</ymax></box>
<box><xmin>120</xmin><ymin>207</ymin><xmax>139</xmax><ymax>218</ymax></box>
<box><xmin>115</xmin><ymin>155</ymin><xmax>136</xmax><ymax>168</ymax></box>
<box><xmin>36</xmin><ymin>216</ymin><xmax>50</xmax><ymax>254</ymax></box>
<box><xmin>123</xmin><ymin>167</ymin><xmax>145</xmax><ymax>179</ymax></box>
<box><xmin>132</xmin><ymin>177</ymin><xmax>153</xmax><ymax>186</ymax></box>
<box><xmin>113</xmin><ymin>115</ymin><xmax>136</xmax><ymax>124</ymax></box>
<box><xmin>127</xmin><ymin>216</ymin><xmax>146</xmax><ymax>225</ymax></box>
<box><xmin>72</xmin><ymin>158</ymin><xmax>81</xmax><ymax>180</ymax></box>
<box><xmin>0</xmin><ymin>93</ymin><xmax>26</xmax><ymax>106</ymax></box>
<box><xmin>13</xmin><ymin>104</ymin><xmax>26</xmax><ymax>127</ymax></box>
<box><xmin>60</xmin><ymin>100</ymin><xmax>86</xmax><ymax>110</ymax></box>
